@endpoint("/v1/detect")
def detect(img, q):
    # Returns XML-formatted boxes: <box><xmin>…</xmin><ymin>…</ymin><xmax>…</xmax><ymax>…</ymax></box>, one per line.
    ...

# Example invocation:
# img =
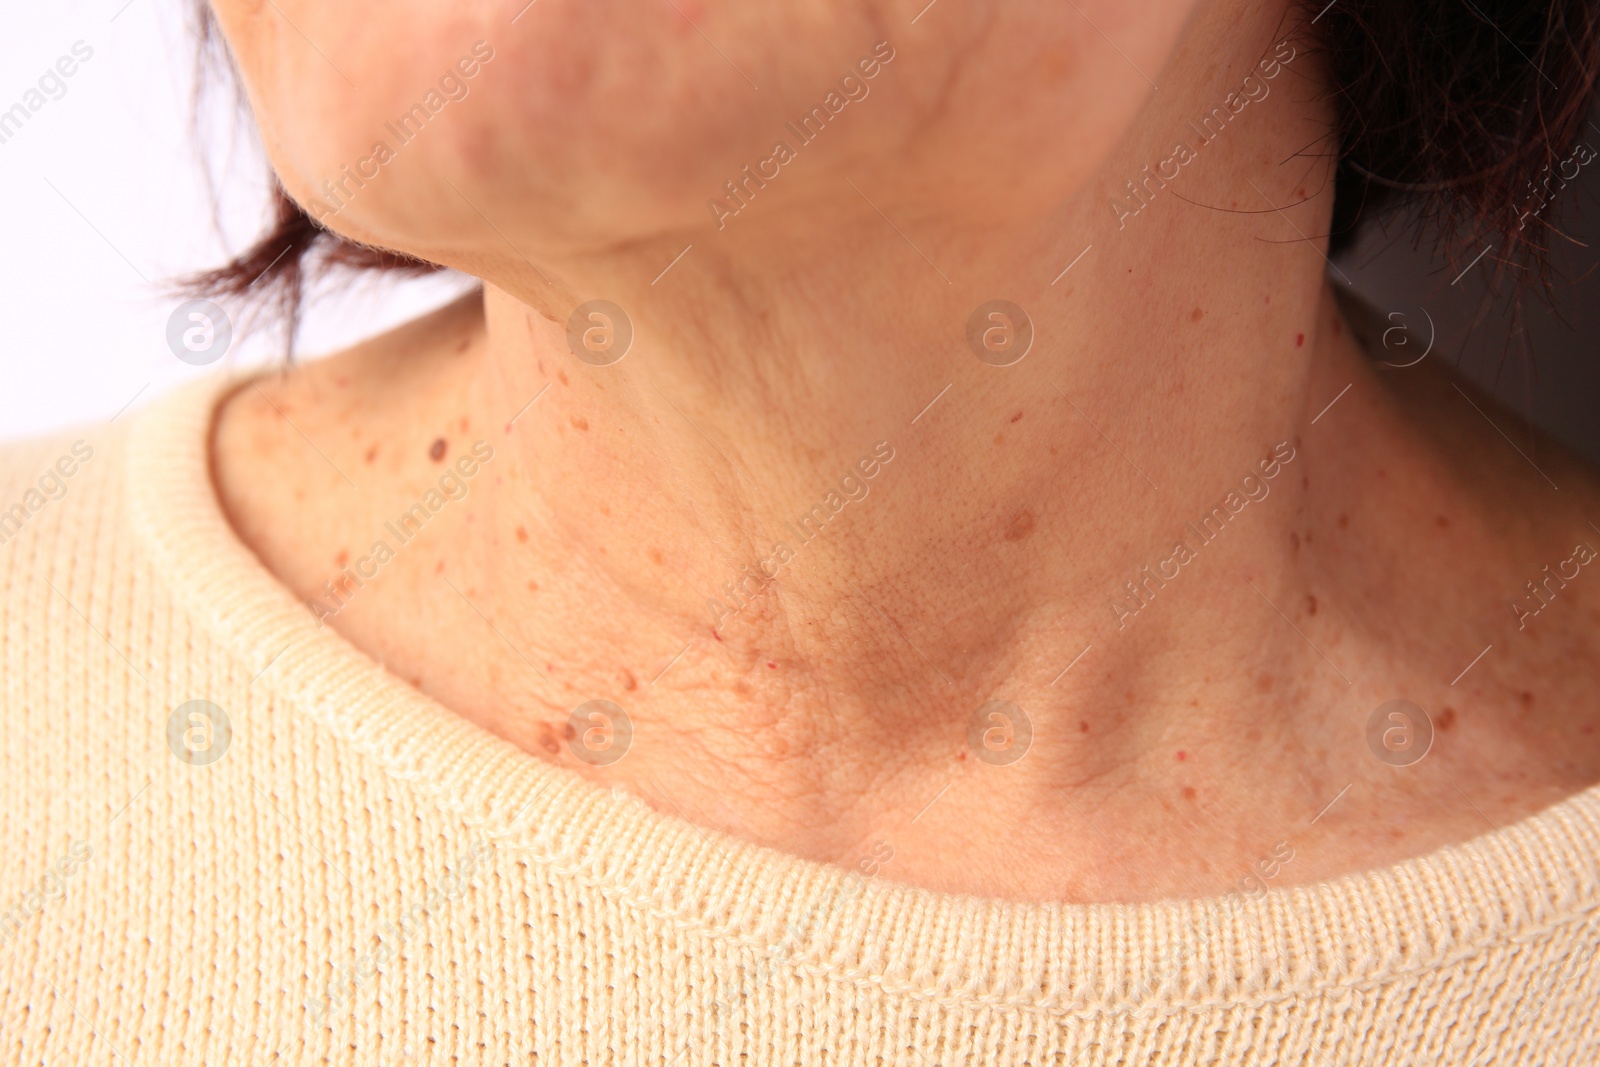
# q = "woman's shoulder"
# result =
<box><xmin>0</xmin><ymin>419</ymin><xmax>123</xmax><ymax>558</ymax></box>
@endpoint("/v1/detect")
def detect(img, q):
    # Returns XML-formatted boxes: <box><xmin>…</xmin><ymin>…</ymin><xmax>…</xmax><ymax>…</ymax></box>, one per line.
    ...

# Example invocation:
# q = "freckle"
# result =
<box><xmin>1004</xmin><ymin>510</ymin><xmax>1036</xmax><ymax>542</ymax></box>
<box><xmin>526</xmin><ymin>579</ymin><xmax>538</xmax><ymax>591</ymax></box>
<box><xmin>335</xmin><ymin>549</ymin><xmax>348</xmax><ymax>566</ymax></box>
<box><xmin>429</xmin><ymin>438</ymin><xmax>447</xmax><ymax>462</ymax></box>
<box><xmin>1306</xmin><ymin>594</ymin><xmax>1318</xmax><ymax>616</ymax></box>
<box><xmin>1302</xmin><ymin>476</ymin><xmax>1309</xmax><ymax>490</ymax></box>
<box><xmin>1176</xmin><ymin>750</ymin><xmax>1187</xmax><ymax>761</ymax></box>
<box><xmin>455</xmin><ymin>338</ymin><xmax>469</xmax><ymax>353</ymax></box>
<box><xmin>409</xmin><ymin>676</ymin><xmax>422</xmax><ymax>688</ymax></box>
<box><xmin>993</xmin><ymin>433</ymin><xmax>1005</xmax><ymax>446</ymax></box>
<box><xmin>516</xmin><ymin>526</ymin><xmax>529</xmax><ymax>543</ymax></box>
<box><xmin>1049</xmin><ymin>446</ymin><xmax>1058</xmax><ymax>456</ymax></box>
<box><xmin>1010</xmin><ymin>410</ymin><xmax>1024</xmax><ymax>423</ymax></box>
<box><xmin>1332</xmin><ymin>319</ymin><xmax>1343</xmax><ymax>336</ymax></box>
<box><xmin>650</xmin><ymin>548</ymin><xmax>664</xmax><ymax>565</ymax></box>
<box><xmin>335</xmin><ymin>375</ymin><xmax>349</xmax><ymax>387</ymax></box>
<box><xmin>1521</xmin><ymin>691</ymin><xmax>1534</xmax><ymax>708</ymax></box>
<box><xmin>599</xmin><ymin>503</ymin><xmax>611</xmax><ymax>517</ymax></box>
<box><xmin>1305</xmin><ymin>531</ymin><xmax>1314</xmax><ymax>545</ymax></box>
<box><xmin>459</xmin><ymin>416</ymin><xmax>469</xmax><ymax>431</ymax></box>
<box><xmin>1436</xmin><ymin>515</ymin><xmax>1450</xmax><ymax>529</ymax></box>
<box><xmin>1190</xmin><ymin>699</ymin><xmax>1199</xmax><ymax>708</ymax></box>
<box><xmin>1190</xmin><ymin>307</ymin><xmax>1204</xmax><ymax>322</ymax></box>
<box><xmin>1388</xmin><ymin>828</ymin><xmax>1405</xmax><ymax>839</ymax></box>
<box><xmin>365</xmin><ymin>445</ymin><xmax>378</xmax><ymax>464</ymax></box>
<box><xmin>1257</xmin><ymin>673</ymin><xmax>1274</xmax><ymax>693</ymax></box>
<box><xmin>434</xmin><ymin>560</ymin><xmax>445</xmax><ymax>574</ymax></box>
<box><xmin>1296</xmin><ymin>187</ymin><xmax>1306</xmax><ymax>198</ymax></box>
<box><xmin>1584</xmin><ymin>724</ymin><xmax>1594</xmax><ymax>735</ymax></box>
<box><xmin>1290</xmin><ymin>532</ymin><xmax>1300</xmax><ymax>552</ymax></box>
<box><xmin>1338</xmin><ymin>513</ymin><xmax>1349</xmax><ymax>529</ymax></box>
<box><xmin>1079</xmin><ymin>721</ymin><xmax>1090</xmax><ymax>733</ymax></box>
<box><xmin>1245</xmin><ymin>728</ymin><xmax>1261</xmax><ymax>742</ymax></box>
<box><xmin>571</xmin><ymin>416</ymin><xmax>589</xmax><ymax>432</ymax></box>
<box><xmin>1181</xmin><ymin>786</ymin><xmax>1197</xmax><ymax>800</ymax></box>
<box><xmin>1438</xmin><ymin>706</ymin><xmax>1456</xmax><ymax>731</ymax></box>
<box><xmin>623</xmin><ymin>670</ymin><xmax>637</xmax><ymax>691</ymax></box>
<box><xmin>558</xmin><ymin>371</ymin><xmax>569</xmax><ymax>386</ymax></box>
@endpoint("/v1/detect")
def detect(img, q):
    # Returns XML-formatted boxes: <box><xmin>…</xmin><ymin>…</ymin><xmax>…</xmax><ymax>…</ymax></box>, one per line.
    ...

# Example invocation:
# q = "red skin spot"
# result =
<box><xmin>1306</xmin><ymin>595</ymin><xmax>1318</xmax><ymax>616</ymax></box>
<box><xmin>1079</xmin><ymin>721</ymin><xmax>1090</xmax><ymax>733</ymax></box>
<box><xmin>1010</xmin><ymin>410</ymin><xmax>1024</xmax><ymax>423</ymax></box>
<box><xmin>1296</xmin><ymin>333</ymin><xmax>1305</xmax><ymax>347</ymax></box>
<box><xmin>712</xmin><ymin>630</ymin><xmax>724</xmax><ymax>642</ymax></box>
<box><xmin>526</xmin><ymin>580</ymin><xmax>538</xmax><ymax>592</ymax></box>
<box><xmin>1296</xmin><ymin>187</ymin><xmax>1307</xmax><ymax>199</ymax></box>
<box><xmin>1338</xmin><ymin>513</ymin><xmax>1349</xmax><ymax>529</ymax></box>
<box><xmin>958</xmin><ymin>752</ymin><xmax>968</xmax><ymax>761</ymax></box>
<box><xmin>767</xmin><ymin>661</ymin><xmax>777</xmax><ymax>669</ymax></box>
<box><xmin>1190</xmin><ymin>307</ymin><xmax>1204</xmax><ymax>322</ymax></box>
<box><xmin>335</xmin><ymin>549</ymin><xmax>349</xmax><ymax>567</ymax></box>
<box><xmin>516</xmin><ymin>526</ymin><xmax>529</xmax><ymax>543</ymax></box>
<box><xmin>623</xmin><ymin>671</ymin><xmax>638</xmax><ymax>692</ymax></box>
<box><xmin>1176</xmin><ymin>750</ymin><xmax>1187</xmax><ymax>761</ymax></box>
<box><xmin>558</xmin><ymin>371</ymin><xmax>569</xmax><ymax>386</ymax></box>
<box><xmin>364</xmin><ymin>445</ymin><xmax>378</xmax><ymax>464</ymax></box>
<box><xmin>1181</xmin><ymin>786</ymin><xmax>1197</xmax><ymax>800</ymax></box>
<box><xmin>1436</xmin><ymin>516</ymin><xmax>1450</xmax><ymax>529</ymax></box>
<box><xmin>429</xmin><ymin>438</ymin><xmax>447</xmax><ymax>462</ymax></box>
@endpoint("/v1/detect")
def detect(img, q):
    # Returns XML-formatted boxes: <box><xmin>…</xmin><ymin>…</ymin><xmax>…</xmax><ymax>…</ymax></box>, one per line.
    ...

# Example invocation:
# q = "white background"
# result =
<box><xmin>0</xmin><ymin>0</ymin><xmax>466</xmax><ymax>440</ymax></box>
<box><xmin>2</xmin><ymin>1</ymin><xmax>1596</xmax><ymax>459</ymax></box>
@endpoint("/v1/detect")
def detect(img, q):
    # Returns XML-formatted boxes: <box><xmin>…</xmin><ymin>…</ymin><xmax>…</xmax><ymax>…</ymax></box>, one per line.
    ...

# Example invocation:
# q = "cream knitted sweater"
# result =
<box><xmin>3</xmin><ymin>372</ymin><xmax>1599</xmax><ymax>1066</ymax></box>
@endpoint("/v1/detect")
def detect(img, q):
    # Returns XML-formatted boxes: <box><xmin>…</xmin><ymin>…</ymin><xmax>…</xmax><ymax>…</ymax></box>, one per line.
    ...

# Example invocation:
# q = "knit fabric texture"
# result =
<box><xmin>2</xmin><ymin>371</ymin><xmax>1599</xmax><ymax>1066</ymax></box>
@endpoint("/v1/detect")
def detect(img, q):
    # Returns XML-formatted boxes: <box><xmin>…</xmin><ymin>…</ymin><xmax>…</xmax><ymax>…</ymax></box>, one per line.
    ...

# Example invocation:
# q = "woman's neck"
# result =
<box><xmin>214</xmin><ymin>8</ymin><xmax>1600</xmax><ymax>900</ymax></box>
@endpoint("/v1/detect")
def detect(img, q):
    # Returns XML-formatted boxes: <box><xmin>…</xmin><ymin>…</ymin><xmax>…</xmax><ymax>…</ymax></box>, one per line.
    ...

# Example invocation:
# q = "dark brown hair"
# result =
<box><xmin>191</xmin><ymin>0</ymin><xmax>1600</xmax><ymax>335</ymax></box>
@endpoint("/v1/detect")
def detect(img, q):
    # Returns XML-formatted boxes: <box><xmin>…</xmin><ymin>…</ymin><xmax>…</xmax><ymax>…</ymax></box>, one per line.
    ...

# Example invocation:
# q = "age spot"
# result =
<box><xmin>571</xmin><ymin>416</ymin><xmax>589</xmax><ymax>432</ymax></box>
<box><xmin>1004</xmin><ymin>510</ymin><xmax>1037</xmax><ymax>542</ymax></box>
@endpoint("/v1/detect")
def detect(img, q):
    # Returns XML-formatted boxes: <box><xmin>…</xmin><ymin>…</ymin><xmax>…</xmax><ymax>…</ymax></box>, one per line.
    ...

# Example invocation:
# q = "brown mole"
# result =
<box><xmin>1437</xmin><ymin>706</ymin><xmax>1456</xmax><ymax>731</ymax></box>
<box><xmin>1004</xmin><ymin>510</ymin><xmax>1037</xmax><ymax>542</ymax></box>
<box><xmin>429</xmin><ymin>438</ymin><xmax>447</xmax><ymax>462</ymax></box>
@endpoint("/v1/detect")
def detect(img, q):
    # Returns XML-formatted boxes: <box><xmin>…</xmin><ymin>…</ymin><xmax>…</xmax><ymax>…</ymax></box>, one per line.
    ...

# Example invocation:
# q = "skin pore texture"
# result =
<box><xmin>208</xmin><ymin>0</ymin><xmax>1600</xmax><ymax>903</ymax></box>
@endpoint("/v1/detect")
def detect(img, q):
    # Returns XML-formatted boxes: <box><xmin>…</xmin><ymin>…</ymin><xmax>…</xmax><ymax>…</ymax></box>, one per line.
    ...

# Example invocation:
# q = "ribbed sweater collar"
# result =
<box><xmin>126</xmin><ymin>371</ymin><xmax>1600</xmax><ymax>1016</ymax></box>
